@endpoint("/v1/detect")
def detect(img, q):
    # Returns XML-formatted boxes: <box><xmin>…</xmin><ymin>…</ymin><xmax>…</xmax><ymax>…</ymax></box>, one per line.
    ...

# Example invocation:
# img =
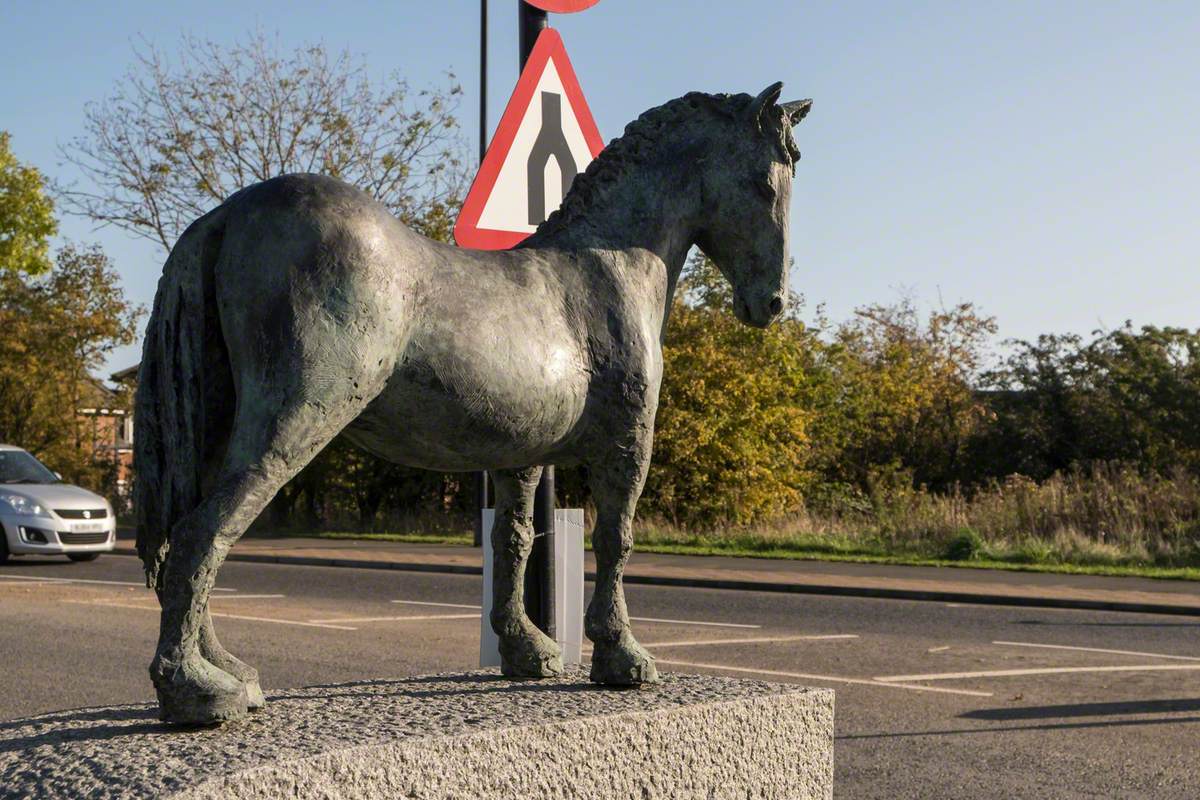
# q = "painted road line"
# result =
<box><xmin>64</xmin><ymin>599</ymin><xmax>358</xmax><ymax>631</ymax></box>
<box><xmin>656</xmin><ymin>658</ymin><xmax>994</xmax><ymax>698</ymax></box>
<box><xmin>209</xmin><ymin>594</ymin><xmax>287</xmax><ymax>601</ymax></box>
<box><xmin>876</xmin><ymin>664</ymin><xmax>1200</xmax><ymax>683</ymax></box>
<box><xmin>993</xmin><ymin>640</ymin><xmax>1200</xmax><ymax>662</ymax></box>
<box><xmin>307</xmin><ymin>613</ymin><xmax>480</xmax><ymax>624</ymax></box>
<box><xmin>644</xmin><ymin>634</ymin><xmax>858</xmax><ymax>648</ymax></box>
<box><xmin>630</xmin><ymin>616</ymin><xmax>760</xmax><ymax>629</ymax></box>
<box><xmin>384</xmin><ymin>606</ymin><xmax>764</xmax><ymax>630</ymax></box>
<box><xmin>0</xmin><ymin>574</ymin><xmax>236</xmax><ymax>591</ymax></box>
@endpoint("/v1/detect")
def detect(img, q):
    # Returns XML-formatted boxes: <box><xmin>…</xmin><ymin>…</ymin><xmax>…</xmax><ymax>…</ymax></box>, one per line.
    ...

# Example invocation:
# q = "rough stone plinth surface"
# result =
<box><xmin>0</xmin><ymin>669</ymin><xmax>833</xmax><ymax>799</ymax></box>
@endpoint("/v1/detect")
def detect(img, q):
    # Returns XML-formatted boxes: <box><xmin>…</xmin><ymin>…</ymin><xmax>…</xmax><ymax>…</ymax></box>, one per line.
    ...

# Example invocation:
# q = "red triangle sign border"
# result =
<box><xmin>454</xmin><ymin>27</ymin><xmax>604</xmax><ymax>250</ymax></box>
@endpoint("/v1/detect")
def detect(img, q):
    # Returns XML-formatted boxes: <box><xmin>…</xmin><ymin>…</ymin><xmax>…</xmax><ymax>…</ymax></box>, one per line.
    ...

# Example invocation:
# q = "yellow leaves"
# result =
<box><xmin>644</xmin><ymin>257</ymin><xmax>997</xmax><ymax>528</ymax></box>
<box><xmin>646</xmin><ymin>300</ymin><xmax>815</xmax><ymax>527</ymax></box>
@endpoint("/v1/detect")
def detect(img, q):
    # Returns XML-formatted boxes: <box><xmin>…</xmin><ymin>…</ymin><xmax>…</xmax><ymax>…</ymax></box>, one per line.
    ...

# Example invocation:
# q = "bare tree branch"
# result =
<box><xmin>57</xmin><ymin>32</ymin><xmax>467</xmax><ymax>251</ymax></box>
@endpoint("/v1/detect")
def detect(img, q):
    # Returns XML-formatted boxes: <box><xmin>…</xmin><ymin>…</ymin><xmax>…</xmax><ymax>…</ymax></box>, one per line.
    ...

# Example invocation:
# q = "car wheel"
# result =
<box><xmin>0</xmin><ymin>534</ymin><xmax>8</xmax><ymax>565</ymax></box>
<box><xmin>68</xmin><ymin>553</ymin><xmax>100</xmax><ymax>563</ymax></box>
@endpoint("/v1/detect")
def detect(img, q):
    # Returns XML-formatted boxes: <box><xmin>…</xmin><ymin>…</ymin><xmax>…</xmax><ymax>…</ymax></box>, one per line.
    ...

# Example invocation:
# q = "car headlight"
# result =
<box><xmin>0</xmin><ymin>493</ymin><xmax>50</xmax><ymax>518</ymax></box>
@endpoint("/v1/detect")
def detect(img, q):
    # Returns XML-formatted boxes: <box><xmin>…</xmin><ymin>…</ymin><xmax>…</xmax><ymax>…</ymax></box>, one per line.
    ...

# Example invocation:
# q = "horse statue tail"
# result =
<box><xmin>134</xmin><ymin>205</ymin><xmax>232</xmax><ymax>591</ymax></box>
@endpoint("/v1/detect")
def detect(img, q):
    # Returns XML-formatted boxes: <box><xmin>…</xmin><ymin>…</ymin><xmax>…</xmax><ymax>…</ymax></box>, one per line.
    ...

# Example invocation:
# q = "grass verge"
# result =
<box><xmin>305</xmin><ymin>530</ymin><xmax>1200</xmax><ymax>581</ymax></box>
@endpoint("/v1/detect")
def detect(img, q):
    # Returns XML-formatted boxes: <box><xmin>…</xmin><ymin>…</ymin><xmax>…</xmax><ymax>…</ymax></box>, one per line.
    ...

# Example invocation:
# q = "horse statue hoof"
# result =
<box><xmin>243</xmin><ymin>679</ymin><xmax>266</xmax><ymax>710</ymax></box>
<box><xmin>499</xmin><ymin>628</ymin><xmax>564</xmax><ymax>679</ymax></box>
<box><xmin>151</xmin><ymin>657</ymin><xmax>251</xmax><ymax>725</ymax></box>
<box><xmin>590</xmin><ymin>633</ymin><xmax>660</xmax><ymax>686</ymax></box>
<box><xmin>210</xmin><ymin>659</ymin><xmax>266</xmax><ymax>710</ymax></box>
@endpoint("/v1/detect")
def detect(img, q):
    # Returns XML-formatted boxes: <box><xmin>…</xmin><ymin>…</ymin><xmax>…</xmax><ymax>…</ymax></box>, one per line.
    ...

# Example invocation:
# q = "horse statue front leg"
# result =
<box><xmin>586</xmin><ymin>442</ymin><xmax>660</xmax><ymax>685</ymax></box>
<box><xmin>490</xmin><ymin>466</ymin><xmax>564</xmax><ymax>678</ymax></box>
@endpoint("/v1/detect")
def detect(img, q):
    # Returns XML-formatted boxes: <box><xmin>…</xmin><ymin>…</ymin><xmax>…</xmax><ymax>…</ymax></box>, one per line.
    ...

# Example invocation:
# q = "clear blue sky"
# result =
<box><xmin>3</xmin><ymin>0</ymin><xmax>1198</xmax><ymax>374</ymax></box>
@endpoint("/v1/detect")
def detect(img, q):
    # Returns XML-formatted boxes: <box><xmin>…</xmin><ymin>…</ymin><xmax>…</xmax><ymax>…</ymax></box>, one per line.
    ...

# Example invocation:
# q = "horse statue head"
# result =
<box><xmin>695</xmin><ymin>82</ymin><xmax>811</xmax><ymax>327</ymax></box>
<box><xmin>529</xmin><ymin>82</ymin><xmax>812</xmax><ymax>329</ymax></box>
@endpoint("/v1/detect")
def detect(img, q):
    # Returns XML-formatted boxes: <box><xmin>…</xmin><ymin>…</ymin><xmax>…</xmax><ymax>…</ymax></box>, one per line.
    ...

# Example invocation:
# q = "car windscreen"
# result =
<box><xmin>0</xmin><ymin>451</ymin><xmax>60</xmax><ymax>484</ymax></box>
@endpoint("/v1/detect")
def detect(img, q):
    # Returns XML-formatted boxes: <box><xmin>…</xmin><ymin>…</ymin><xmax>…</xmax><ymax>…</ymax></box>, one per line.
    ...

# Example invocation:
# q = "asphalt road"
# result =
<box><xmin>3</xmin><ymin>553</ymin><xmax>1199</xmax><ymax>798</ymax></box>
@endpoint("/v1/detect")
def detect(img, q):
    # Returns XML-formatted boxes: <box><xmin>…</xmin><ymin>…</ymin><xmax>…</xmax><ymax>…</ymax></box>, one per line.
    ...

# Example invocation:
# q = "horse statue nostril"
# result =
<box><xmin>768</xmin><ymin>296</ymin><xmax>784</xmax><ymax>316</ymax></box>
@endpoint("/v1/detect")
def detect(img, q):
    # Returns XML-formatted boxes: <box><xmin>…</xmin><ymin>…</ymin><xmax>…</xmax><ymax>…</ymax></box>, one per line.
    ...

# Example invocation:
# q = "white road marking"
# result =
<box><xmin>388</xmin><ymin>604</ymin><xmax>762</xmax><ymax>631</ymax></box>
<box><xmin>644</xmin><ymin>634</ymin><xmax>858</xmax><ymax>649</ymax></box>
<box><xmin>306</xmin><ymin>614</ymin><xmax>480</xmax><ymax>624</ymax></box>
<box><xmin>876</xmin><ymin>664</ymin><xmax>1200</xmax><ymax>683</ymax></box>
<box><xmin>993</xmin><ymin>640</ymin><xmax>1200</xmax><ymax>663</ymax></box>
<box><xmin>656</xmin><ymin>658</ymin><xmax>993</xmax><ymax>697</ymax></box>
<box><xmin>630</xmin><ymin>616</ymin><xmax>760</xmax><ymax>629</ymax></box>
<box><xmin>64</xmin><ymin>599</ymin><xmax>358</xmax><ymax>631</ymax></box>
<box><xmin>210</xmin><ymin>594</ymin><xmax>286</xmax><ymax>601</ymax></box>
<box><xmin>0</xmin><ymin>574</ymin><xmax>235</xmax><ymax>591</ymax></box>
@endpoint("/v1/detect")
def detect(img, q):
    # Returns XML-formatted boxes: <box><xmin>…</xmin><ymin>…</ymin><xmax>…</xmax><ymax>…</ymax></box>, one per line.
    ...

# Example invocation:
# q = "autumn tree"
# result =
<box><xmin>812</xmin><ymin>298</ymin><xmax>998</xmax><ymax>496</ymax></box>
<box><xmin>643</xmin><ymin>254</ymin><xmax>818</xmax><ymax>526</ymax></box>
<box><xmin>58</xmin><ymin>33</ymin><xmax>467</xmax><ymax>250</ymax></box>
<box><xmin>0</xmin><ymin>245</ymin><xmax>142</xmax><ymax>485</ymax></box>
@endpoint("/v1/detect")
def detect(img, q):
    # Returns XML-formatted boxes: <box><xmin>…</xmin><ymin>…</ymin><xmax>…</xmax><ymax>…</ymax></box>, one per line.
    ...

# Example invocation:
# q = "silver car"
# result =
<box><xmin>0</xmin><ymin>445</ymin><xmax>117</xmax><ymax>564</ymax></box>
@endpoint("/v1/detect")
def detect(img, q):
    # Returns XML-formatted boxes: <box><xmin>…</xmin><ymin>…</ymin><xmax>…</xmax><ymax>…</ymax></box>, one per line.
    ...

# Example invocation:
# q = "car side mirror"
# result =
<box><xmin>54</xmin><ymin>472</ymin><xmax>63</xmax><ymax>481</ymax></box>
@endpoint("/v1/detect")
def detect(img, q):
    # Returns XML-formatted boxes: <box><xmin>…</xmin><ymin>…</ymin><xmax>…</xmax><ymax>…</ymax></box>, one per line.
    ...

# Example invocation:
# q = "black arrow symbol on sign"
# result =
<box><xmin>527</xmin><ymin>91</ymin><xmax>578</xmax><ymax>226</ymax></box>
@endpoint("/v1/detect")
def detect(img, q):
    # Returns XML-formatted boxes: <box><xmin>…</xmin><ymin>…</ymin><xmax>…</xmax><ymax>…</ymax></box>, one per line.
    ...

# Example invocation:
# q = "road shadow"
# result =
<box><xmin>961</xmin><ymin>698</ymin><xmax>1200</xmax><ymax>721</ymax></box>
<box><xmin>1014</xmin><ymin>619</ymin><xmax>1200</xmax><ymax>628</ymax></box>
<box><xmin>839</xmin><ymin>715</ymin><xmax>1200</xmax><ymax>741</ymax></box>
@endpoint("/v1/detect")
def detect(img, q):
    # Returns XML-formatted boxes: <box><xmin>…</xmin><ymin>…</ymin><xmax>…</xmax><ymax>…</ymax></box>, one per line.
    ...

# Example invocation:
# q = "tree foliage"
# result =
<box><xmin>0</xmin><ymin>244</ymin><xmax>143</xmax><ymax>483</ymax></box>
<box><xmin>58</xmin><ymin>33</ymin><xmax>468</xmax><ymax>250</ymax></box>
<box><xmin>978</xmin><ymin>325</ymin><xmax>1200</xmax><ymax>478</ymax></box>
<box><xmin>643</xmin><ymin>254</ymin><xmax>999</xmax><ymax>527</ymax></box>
<box><xmin>0</xmin><ymin>132</ymin><xmax>57</xmax><ymax>276</ymax></box>
<box><xmin>646</xmin><ymin>254</ymin><xmax>816</xmax><ymax>525</ymax></box>
<box><xmin>811</xmin><ymin>297</ymin><xmax>997</xmax><ymax>496</ymax></box>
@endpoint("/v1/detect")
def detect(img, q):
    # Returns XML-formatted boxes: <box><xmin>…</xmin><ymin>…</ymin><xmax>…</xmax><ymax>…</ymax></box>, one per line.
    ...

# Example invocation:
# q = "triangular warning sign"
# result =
<box><xmin>454</xmin><ymin>28</ymin><xmax>604</xmax><ymax>250</ymax></box>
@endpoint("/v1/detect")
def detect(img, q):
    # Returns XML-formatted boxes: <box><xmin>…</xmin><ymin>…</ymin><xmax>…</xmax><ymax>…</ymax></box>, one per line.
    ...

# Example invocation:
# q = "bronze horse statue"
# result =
<box><xmin>135</xmin><ymin>82</ymin><xmax>812</xmax><ymax>724</ymax></box>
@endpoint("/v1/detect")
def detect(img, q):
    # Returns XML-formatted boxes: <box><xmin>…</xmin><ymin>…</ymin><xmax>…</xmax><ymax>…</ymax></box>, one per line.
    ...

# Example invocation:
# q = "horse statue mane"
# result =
<box><xmin>526</xmin><ymin>91</ymin><xmax>804</xmax><ymax>244</ymax></box>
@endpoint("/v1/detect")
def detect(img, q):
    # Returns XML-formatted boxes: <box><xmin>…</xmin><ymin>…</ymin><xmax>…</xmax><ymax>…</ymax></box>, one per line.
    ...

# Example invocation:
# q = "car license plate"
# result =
<box><xmin>73</xmin><ymin>523</ymin><xmax>104</xmax><ymax>533</ymax></box>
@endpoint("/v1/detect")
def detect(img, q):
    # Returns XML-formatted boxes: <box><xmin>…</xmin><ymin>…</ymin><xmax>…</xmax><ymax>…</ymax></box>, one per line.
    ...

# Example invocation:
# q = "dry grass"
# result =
<box><xmin>253</xmin><ymin>464</ymin><xmax>1200</xmax><ymax>577</ymax></box>
<box><xmin>634</xmin><ymin>464</ymin><xmax>1200</xmax><ymax>570</ymax></box>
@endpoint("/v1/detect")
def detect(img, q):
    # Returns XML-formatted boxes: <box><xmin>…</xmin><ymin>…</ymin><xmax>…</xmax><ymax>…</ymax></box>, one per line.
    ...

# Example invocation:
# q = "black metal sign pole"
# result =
<box><xmin>519</xmin><ymin>0</ymin><xmax>555</xmax><ymax>639</ymax></box>
<box><xmin>474</xmin><ymin>0</ymin><xmax>490</xmax><ymax>549</ymax></box>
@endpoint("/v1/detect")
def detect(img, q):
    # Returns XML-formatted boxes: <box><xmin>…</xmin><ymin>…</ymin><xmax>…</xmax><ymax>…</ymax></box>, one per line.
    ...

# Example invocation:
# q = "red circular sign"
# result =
<box><xmin>524</xmin><ymin>0</ymin><xmax>601</xmax><ymax>12</ymax></box>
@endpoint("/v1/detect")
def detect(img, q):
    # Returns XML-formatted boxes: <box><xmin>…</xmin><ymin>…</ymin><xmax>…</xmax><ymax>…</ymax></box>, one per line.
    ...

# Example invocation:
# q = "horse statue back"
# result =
<box><xmin>135</xmin><ymin>82</ymin><xmax>811</xmax><ymax>724</ymax></box>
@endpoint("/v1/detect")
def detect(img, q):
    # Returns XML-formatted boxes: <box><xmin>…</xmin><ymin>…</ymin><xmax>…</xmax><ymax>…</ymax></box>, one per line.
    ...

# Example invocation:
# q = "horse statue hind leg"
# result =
<box><xmin>137</xmin><ymin>183</ymin><xmax>401</xmax><ymax>724</ymax></box>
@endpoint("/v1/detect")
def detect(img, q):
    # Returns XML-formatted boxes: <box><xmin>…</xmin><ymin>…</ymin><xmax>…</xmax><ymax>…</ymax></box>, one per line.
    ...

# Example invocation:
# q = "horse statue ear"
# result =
<box><xmin>780</xmin><ymin>99</ymin><xmax>813</xmax><ymax>126</ymax></box>
<box><xmin>748</xmin><ymin>81</ymin><xmax>784</xmax><ymax>131</ymax></box>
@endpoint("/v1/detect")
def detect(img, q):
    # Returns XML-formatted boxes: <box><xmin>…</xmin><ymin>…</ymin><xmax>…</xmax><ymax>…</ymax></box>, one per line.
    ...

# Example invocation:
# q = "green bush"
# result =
<box><xmin>944</xmin><ymin>528</ymin><xmax>985</xmax><ymax>561</ymax></box>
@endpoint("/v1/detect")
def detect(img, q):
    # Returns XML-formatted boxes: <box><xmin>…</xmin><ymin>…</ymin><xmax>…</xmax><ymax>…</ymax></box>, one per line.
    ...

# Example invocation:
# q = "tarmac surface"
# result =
<box><xmin>129</xmin><ymin>534</ymin><xmax>1200</xmax><ymax>615</ymax></box>
<box><xmin>2</xmin><ymin>548</ymin><xmax>1199</xmax><ymax>798</ymax></box>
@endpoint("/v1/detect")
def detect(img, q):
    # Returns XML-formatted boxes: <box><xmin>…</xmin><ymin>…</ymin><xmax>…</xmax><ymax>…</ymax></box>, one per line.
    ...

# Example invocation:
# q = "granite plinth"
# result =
<box><xmin>0</xmin><ymin>669</ymin><xmax>834</xmax><ymax>799</ymax></box>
